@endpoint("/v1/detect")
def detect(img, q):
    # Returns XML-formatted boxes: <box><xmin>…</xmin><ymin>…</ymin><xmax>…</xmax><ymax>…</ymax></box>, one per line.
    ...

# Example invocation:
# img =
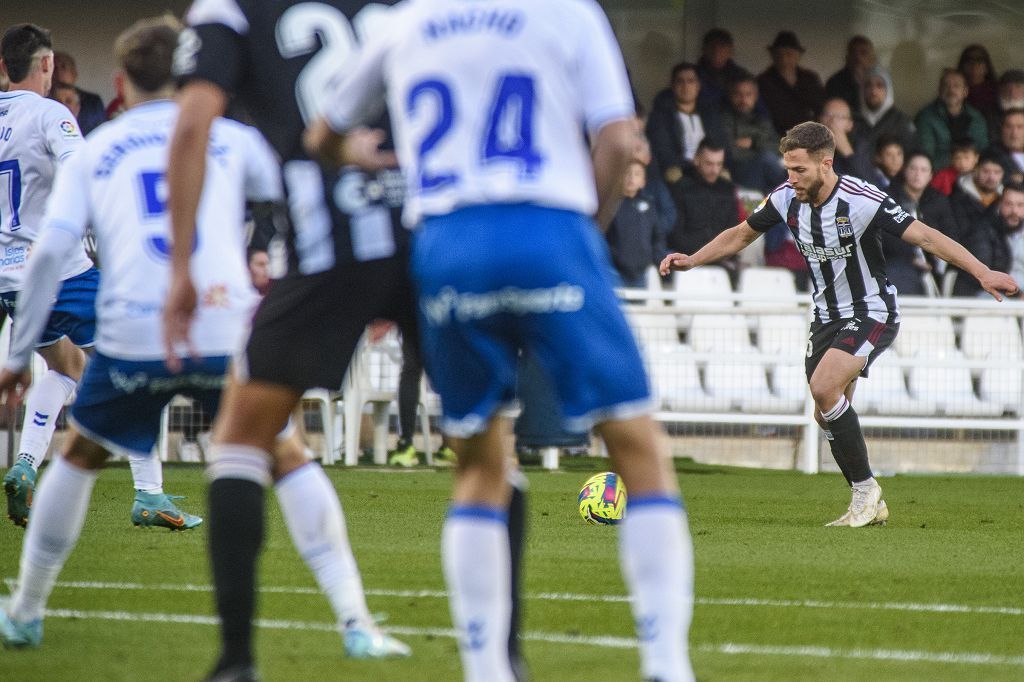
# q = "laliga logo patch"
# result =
<box><xmin>836</xmin><ymin>215</ymin><xmax>853</xmax><ymax>238</ymax></box>
<box><xmin>58</xmin><ymin>119</ymin><xmax>78</xmax><ymax>137</ymax></box>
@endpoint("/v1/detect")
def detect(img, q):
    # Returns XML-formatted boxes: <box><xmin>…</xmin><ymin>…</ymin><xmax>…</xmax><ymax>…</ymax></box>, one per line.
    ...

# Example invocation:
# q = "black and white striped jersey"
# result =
<box><xmin>747</xmin><ymin>175</ymin><xmax>914</xmax><ymax>324</ymax></box>
<box><xmin>174</xmin><ymin>0</ymin><xmax>405</xmax><ymax>276</ymax></box>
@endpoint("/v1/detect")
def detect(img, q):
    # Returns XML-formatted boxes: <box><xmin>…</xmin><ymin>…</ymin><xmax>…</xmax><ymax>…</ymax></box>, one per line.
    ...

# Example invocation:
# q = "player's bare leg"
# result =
<box><xmin>1</xmin><ymin>430</ymin><xmax>108</xmax><ymax>647</ymax></box>
<box><xmin>599</xmin><ymin>415</ymin><xmax>695</xmax><ymax>682</ymax></box>
<box><xmin>810</xmin><ymin>350</ymin><xmax>886</xmax><ymax>527</ymax></box>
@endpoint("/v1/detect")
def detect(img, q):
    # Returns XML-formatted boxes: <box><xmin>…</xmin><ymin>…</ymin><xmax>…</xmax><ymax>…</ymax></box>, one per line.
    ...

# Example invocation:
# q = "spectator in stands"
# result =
<box><xmin>819</xmin><ymin>97</ymin><xmax>867</xmax><ymax>178</ymax></box>
<box><xmin>757</xmin><ymin>31</ymin><xmax>826</xmax><ymax>135</ymax></box>
<box><xmin>988</xmin><ymin>69</ymin><xmax>1024</xmax><ymax>138</ymax></box>
<box><xmin>915</xmin><ymin>68</ymin><xmax>989</xmax><ymax>169</ymax></box>
<box><xmin>825</xmin><ymin>35</ymin><xmax>876</xmax><ymax>111</ymax></box>
<box><xmin>667</xmin><ymin>140</ymin><xmax>744</xmax><ymax>276</ymax></box>
<box><xmin>53</xmin><ymin>50</ymin><xmax>105</xmax><ymax>135</ymax></box>
<box><xmin>854</xmin><ymin>66</ymin><xmax>916</xmax><ymax>155</ymax></box>
<box><xmin>931</xmin><ymin>139</ymin><xmax>980</xmax><ymax>196</ymax></box>
<box><xmin>49</xmin><ymin>80</ymin><xmax>80</xmax><ymax>119</ymax></box>
<box><xmin>950</xmin><ymin>154</ymin><xmax>1005</xmax><ymax>294</ymax></box>
<box><xmin>695</xmin><ymin>28</ymin><xmax>753</xmax><ymax>111</ymax></box>
<box><xmin>631</xmin><ymin>113</ymin><xmax>677</xmax><ymax>240</ymax></box>
<box><xmin>958</xmin><ymin>44</ymin><xmax>999</xmax><ymax>121</ymax></box>
<box><xmin>885</xmin><ymin>152</ymin><xmax>959</xmax><ymax>295</ymax></box>
<box><xmin>247</xmin><ymin>247</ymin><xmax>271</xmax><ymax>296</ymax></box>
<box><xmin>720</xmin><ymin>75</ymin><xmax>784</xmax><ymax>192</ymax></box>
<box><xmin>953</xmin><ymin>182</ymin><xmax>1023</xmax><ymax>298</ymax></box>
<box><xmin>984</xmin><ymin>108</ymin><xmax>1024</xmax><ymax>186</ymax></box>
<box><xmin>1001</xmin><ymin>184</ymin><xmax>1024</xmax><ymax>289</ymax></box>
<box><xmin>863</xmin><ymin>135</ymin><xmax>905</xmax><ymax>189</ymax></box>
<box><xmin>605</xmin><ymin>161</ymin><xmax>670</xmax><ymax>288</ymax></box>
<box><xmin>646</xmin><ymin>62</ymin><xmax>723</xmax><ymax>184</ymax></box>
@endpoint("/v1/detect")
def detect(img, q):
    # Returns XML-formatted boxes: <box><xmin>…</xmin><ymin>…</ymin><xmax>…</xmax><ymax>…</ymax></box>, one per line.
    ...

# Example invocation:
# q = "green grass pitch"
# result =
<box><xmin>2</xmin><ymin>459</ymin><xmax>1022</xmax><ymax>680</ymax></box>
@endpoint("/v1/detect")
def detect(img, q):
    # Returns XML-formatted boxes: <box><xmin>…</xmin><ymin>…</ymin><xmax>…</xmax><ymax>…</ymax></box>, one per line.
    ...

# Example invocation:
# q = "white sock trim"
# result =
<box><xmin>206</xmin><ymin>444</ymin><xmax>272</xmax><ymax>487</ymax></box>
<box><xmin>821</xmin><ymin>395</ymin><xmax>851</xmax><ymax>422</ymax></box>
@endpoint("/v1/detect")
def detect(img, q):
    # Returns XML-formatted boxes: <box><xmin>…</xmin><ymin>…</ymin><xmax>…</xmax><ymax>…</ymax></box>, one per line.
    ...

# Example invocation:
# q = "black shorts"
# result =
<box><xmin>805</xmin><ymin>317</ymin><xmax>899</xmax><ymax>381</ymax></box>
<box><xmin>241</xmin><ymin>255</ymin><xmax>416</xmax><ymax>392</ymax></box>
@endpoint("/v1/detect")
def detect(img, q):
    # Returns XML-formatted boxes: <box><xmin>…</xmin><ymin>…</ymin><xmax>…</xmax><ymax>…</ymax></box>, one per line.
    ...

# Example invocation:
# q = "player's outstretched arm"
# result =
<box><xmin>165</xmin><ymin>80</ymin><xmax>227</xmax><ymax>372</ymax></box>
<box><xmin>659</xmin><ymin>222</ymin><xmax>761</xmax><ymax>275</ymax></box>
<box><xmin>901</xmin><ymin>219</ymin><xmax>1020</xmax><ymax>301</ymax></box>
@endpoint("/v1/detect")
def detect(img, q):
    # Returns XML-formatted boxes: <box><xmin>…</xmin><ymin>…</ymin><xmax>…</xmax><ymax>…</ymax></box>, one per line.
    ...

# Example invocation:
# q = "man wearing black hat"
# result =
<box><xmin>757</xmin><ymin>30</ymin><xmax>826</xmax><ymax>135</ymax></box>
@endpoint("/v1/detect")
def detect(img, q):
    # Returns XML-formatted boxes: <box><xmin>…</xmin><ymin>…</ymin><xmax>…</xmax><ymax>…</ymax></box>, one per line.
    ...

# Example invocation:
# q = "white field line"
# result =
<box><xmin>34</xmin><ymin>608</ymin><xmax>1024</xmax><ymax>666</ymax></box>
<box><xmin>15</xmin><ymin>579</ymin><xmax>1024</xmax><ymax>618</ymax></box>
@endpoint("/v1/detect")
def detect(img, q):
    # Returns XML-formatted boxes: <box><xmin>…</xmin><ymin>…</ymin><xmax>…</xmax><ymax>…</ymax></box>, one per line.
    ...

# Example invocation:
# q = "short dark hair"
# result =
<box><xmin>696</xmin><ymin>138</ymin><xmax>725</xmax><ymax>156</ymax></box>
<box><xmin>670</xmin><ymin>61</ymin><xmax>698</xmax><ymax>81</ymax></box>
<box><xmin>951</xmin><ymin>138</ymin><xmax>978</xmax><ymax>154</ymax></box>
<box><xmin>977</xmin><ymin>151</ymin><xmax>1004</xmax><ymax>168</ymax></box>
<box><xmin>1002</xmin><ymin>107</ymin><xmax>1024</xmax><ymax>123</ymax></box>
<box><xmin>1</xmin><ymin>24</ymin><xmax>52</xmax><ymax>83</ymax></box>
<box><xmin>114</xmin><ymin>15</ymin><xmax>181</xmax><ymax>93</ymax></box>
<box><xmin>1002</xmin><ymin>182</ymin><xmax>1024</xmax><ymax>196</ymax></box>
<box><xmin>999</xmin><ymin>69</ymin><xmax>1024</xmax><ymax>87</ymax></box>
<box><xmin>779</xmin><ymin>121</ymin><xmax>835</xmax><ymax>158</ymax></box>
<box><xmin>873</xmin><ymin>134</ymin><xmax>904</xmax><ymax>156</ymax></box>
<box><xmin>702</xmin><ymin>28</ymin><xmax>733</xmax><ymax>49</ymax></box>
<box><xmin>729</xmin><ymin>74</ymin><xmax>757</xmax><ymax>91</ymax></box>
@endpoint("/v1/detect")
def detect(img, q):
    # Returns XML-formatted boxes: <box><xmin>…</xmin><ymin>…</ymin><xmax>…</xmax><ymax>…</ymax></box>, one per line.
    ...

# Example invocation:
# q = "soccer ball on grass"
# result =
<box><xmin>578</xmin><ymin>472</ymin><xmax>627</xmax><ymax>525</ymax></box>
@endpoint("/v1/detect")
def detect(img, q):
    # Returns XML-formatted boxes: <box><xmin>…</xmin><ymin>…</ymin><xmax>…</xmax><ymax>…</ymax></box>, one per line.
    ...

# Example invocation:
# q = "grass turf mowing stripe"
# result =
<box><xmin>35</xmin><ymin>608</ymin><xmax>1024</xmax><ymax>666</ymax></box>
<box><xmin>21</xmin><ymin>579</ymin><xmax>1024</xmax><ymax>617</ymax></box>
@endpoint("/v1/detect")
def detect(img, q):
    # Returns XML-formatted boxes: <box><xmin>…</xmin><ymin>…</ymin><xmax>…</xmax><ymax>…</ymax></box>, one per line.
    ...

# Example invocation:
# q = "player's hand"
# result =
<box><xmin>0</xmin><ymin>368</ymin><xmax>32</xmax><ymax>408</ymax></box>
<box><xmin>340</xmin><ymin>127</ymin><xmax>398</xmax><ymax>171</ymax></box>
<box><xmin>979</xmin><ymin>269</ymin><xmax>1020</xmax><ymax>302</ymax></box>
<box><xmin>660</xmin><ymin>252</ymin><xmax>696</xmax><ymax>275</ymax></box>
<box><xmin>163</xmin><ymin>273</ymin><xmax>198</xmax><ymax>373</ymax></box>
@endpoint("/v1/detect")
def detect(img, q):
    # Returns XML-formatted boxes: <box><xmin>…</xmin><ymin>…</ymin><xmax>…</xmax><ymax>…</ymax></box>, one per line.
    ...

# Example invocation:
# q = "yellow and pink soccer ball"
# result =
<box><xmin>578</xmin><ymin>472</ymin><xmax>627</xmax><ymax>525</ymax></box>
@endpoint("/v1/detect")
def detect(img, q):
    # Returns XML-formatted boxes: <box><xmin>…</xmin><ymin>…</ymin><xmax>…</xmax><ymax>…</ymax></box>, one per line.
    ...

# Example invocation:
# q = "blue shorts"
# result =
<box><xmin>0</xmin><ymin>267</ymin><xmax>98</xmax><ymax>347</ymax></box>
<box><xmin>412</xmin><ymin>203</ymin><xmax>652</xmax><ymax>437</ymax></box>
<box><xmin>70</xmin><ymin>353</ymin><xmax>228</xmax><ymax>456</ymax></box>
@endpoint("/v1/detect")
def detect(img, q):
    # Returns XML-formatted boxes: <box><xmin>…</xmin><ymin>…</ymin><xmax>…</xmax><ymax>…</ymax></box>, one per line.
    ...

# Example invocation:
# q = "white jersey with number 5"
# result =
<box><xmin>43</xmin><ymin>100</ymin><xmax>281</xmax><ymax>360</ymax></box>
<box><xmin>0</xmin><ymin>90</ymin><xmax>91</xmax><ymax>292</ymax></box>
<box><xmin>324</xmin><ymin>0</ymin><xmax>635</xmax><ymax>225</ymax></box>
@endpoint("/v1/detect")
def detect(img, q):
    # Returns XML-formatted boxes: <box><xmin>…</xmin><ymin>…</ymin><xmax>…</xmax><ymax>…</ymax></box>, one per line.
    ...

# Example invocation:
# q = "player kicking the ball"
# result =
<box><xmin>661</xmin><ymin>121</ymin><xmax>1019</xmax><ymax>527</ymax></box>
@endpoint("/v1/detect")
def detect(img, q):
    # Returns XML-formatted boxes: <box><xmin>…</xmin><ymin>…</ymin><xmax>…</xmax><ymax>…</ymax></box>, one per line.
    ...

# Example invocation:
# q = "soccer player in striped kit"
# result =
<box><xmin>662</xmin><ymin>121</ymin><xmax>1019</xmax><ymax>527</ymax></box>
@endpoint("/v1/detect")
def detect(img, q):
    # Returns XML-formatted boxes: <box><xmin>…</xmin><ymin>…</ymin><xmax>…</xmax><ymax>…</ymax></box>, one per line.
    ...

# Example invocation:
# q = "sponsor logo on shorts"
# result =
<box><xmin>421</xmin><ymin>283</ymin><xmax>585</xmax><ymax>326</ymax></box>
<box><xmin>842</xmin><ymin>319</ymin><xmax>861</xmax><ymax>331</ymax></box>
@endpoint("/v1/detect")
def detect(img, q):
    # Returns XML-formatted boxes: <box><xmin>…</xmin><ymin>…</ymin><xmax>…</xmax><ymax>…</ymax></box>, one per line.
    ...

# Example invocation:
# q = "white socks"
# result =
<box><xmin>10</xmin><ymin>457</ymin><xmax>97</xmax><ymax>622</ymax></box>
<box><xmin>274</xmin><ymin>462</ymin><xmax>372</xmax><ymax>629</ymax></box>
<box><xmin>442</xmin><ymin>506</ymin><xmax>514</xmax><ymax>682</ymax></box>
<box><xmin>619</xmin><ymin>495</ymin><xmax>695</xmax><ymax>682</ymax></box>
<box><xmin>16</xmin><ymin>370</ymin><xmax>77</xmax><ymax>470</ymax></box>
<box><xmin>128</xmin><ymin>451</ymin><xmax>163</xmax><ymax>494</ymax></box>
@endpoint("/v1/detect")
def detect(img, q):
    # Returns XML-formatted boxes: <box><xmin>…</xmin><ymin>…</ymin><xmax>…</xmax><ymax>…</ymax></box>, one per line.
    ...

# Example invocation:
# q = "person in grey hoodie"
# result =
<box><xmin>854</xmin><ymin>65</ymin><xmax>916</xmax><ymax>156</ymax></box>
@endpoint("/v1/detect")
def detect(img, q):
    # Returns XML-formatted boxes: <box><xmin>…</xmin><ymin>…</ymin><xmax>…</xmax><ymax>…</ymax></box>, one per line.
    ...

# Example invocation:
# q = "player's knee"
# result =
<box><xmin>62</xmin><ymin>432</ymin><xmax>109</xmax><ymax>470</ymax></box>
<box><xmin>808</xmin><ymin>378</ymin><xmax>842</xmax><ymax>411</ymax></box>
<box><xmin>207</xmin><ymin>444</ymin><xmax>272</xmax><ymax>486</ymax></box>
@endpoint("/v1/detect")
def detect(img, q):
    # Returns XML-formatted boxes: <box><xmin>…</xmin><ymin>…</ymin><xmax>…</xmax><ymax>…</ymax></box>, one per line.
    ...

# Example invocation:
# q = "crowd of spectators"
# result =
<box><xmin>608</xmin><ymin>29</ymin><xmax>1024</xmax><ymax>299</ymax></box>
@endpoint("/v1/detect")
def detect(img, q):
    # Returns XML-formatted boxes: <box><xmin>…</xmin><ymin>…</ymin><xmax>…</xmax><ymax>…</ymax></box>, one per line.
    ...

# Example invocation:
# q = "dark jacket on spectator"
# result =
<box><xmin>825</xmin><ymin>66</ymin><xmax>861</xmax><ymax>111</ymax></box>
<box><xmin>696</xmin><ymin>56</ymin><xmax>754</xmax><ymax>111</ymax></box>
<box><xmin>949</xmin><ymin>175</ymin><xmax>1004</xmax><ymax>295</ymax></box>
<box><xmin>666</xmin><ymin>168</ymin><xmax>742</xmax><ymax>255</ymax></box>
<box><xmin>757</xmin><ymin>66</ymin><xmax>826</xmax><ymax>135</ymax></box>
<box><xmin>645</xmin><ymin>88</ymin><xmax>724</xmax><ymax>182</ymax></box>
<box><xmin>605</xmin><ymin>189</ymin><xmax>669</xmax><ymax>286</ymax></box>
<box><xmin>76</xmin><ymin>88</ymin><xmax>106</xmax><ymax>136</ymax></box>
<box><xmin>884</xmin><ymin>182</ymin><xmax>958</xmax><ymax>295</ymax></box>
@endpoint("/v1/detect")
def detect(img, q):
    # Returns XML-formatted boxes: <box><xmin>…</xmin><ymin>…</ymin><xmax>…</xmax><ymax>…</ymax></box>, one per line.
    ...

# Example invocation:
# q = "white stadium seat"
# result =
<box><xmin>907</xmin><ymin>350</ymin><xmax>1002</xmax><ymax>417</ymax></box>
<box><xmin>649</xmin><ymin>348</ymin><xmax>730</xmax><ymax>413</ymax></box>
<box><xmin>704</xmin><ymin>361</ymin><xmax>800</xmax><ymax>413</ymax></box>
<box><xmin>626</xmin><ymin>311</ymin><xmax>681</xmax><ymax>353</ymax></box>
<box><xmin>893</xmin><ymin>315</ymin><xmax>956</xmax><ymax>358</ymax></box>
<box><xmin>670</xmin><ymin>265</ymin><xmax>733</xmax><ymax>308</ymax></box>
<box><xmin>688</xmin><ymin>314</ymin><xmax>755</xmax><ymax>353</ymax></box>
<box><xmin>856</xmin><ymin>353</ymin><xmax>936</xmax><ymax>416</ymax></box>
<box><xmin>737</xmin><ymin>266</ymin><xmax>799</xmax><ymax>310</ymax></box>
<box><xmin>757</xmin><ymin>314</ymin><xmax>808</xmax><ymax>355</ymax></box>
<box><xmin>961</xmin><ymin>315</ymin><xmax>1023</xmax><ymax>359</ymax></box>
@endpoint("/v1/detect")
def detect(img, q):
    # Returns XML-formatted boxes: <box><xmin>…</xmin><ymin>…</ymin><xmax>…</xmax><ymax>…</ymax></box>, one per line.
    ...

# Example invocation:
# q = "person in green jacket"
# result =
<box><xmin>915</xmin><ymin>68</ymin><xmax>990</xmax><ymax>168</ymax></box>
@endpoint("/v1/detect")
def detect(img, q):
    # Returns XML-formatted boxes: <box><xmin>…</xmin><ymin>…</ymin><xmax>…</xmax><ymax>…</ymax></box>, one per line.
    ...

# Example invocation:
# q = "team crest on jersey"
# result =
<box><xmin>836</xmin><ymin>215</ymin><xmax>853</xmax><ymax>238</ymax></box>
<box><xmin>58</xmin><ymin>119</ymin><xmax>78</xmax><ymax>137</ymax></box>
